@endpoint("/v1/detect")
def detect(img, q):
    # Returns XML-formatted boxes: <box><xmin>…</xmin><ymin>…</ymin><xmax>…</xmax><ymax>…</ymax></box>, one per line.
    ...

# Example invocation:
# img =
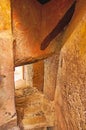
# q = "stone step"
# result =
<box><xmin>15</xmin><ymin>80</ymin><xmax>55</xmax><ymax>130</ymax></box>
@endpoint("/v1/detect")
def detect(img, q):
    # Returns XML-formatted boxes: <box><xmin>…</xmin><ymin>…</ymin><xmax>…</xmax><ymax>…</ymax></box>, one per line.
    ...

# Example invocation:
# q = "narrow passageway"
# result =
<box><xmin>14</xmin><ymin>64</ymin><xmax>55</xmax><ymax>130</ymax></box>
<box><xmin>0</xmin><ymin>0</ymin><xmax>86</xmax><ymax>130</ymax></box>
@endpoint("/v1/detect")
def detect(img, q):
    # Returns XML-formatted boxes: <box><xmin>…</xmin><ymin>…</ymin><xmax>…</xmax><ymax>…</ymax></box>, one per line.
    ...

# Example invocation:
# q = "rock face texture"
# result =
<box><xmin>0</xmin><ymin>33</ymin><xmax>17</xmax><ymax>129</ymax></box>
<box><xmin>0</xmin><ymin>0</ymin><xmax>17</xmax><ymax>129</ymax></box>
<box><xmin>12</xmin><ymin>0</ymin><xmax>74</xmax><ymax>66</ymax></box>
<box><xmin>55</xmin><ymin>0</ymin><xmax>86</xmax><ymax>129</ymax></box>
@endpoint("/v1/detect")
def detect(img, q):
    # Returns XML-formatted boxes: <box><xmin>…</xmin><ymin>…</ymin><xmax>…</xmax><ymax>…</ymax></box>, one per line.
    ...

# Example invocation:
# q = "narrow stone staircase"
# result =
<box><xmin>15</xmin><ymin>80</ymin><xmax>55</xmax><ymax>130</ymax></box>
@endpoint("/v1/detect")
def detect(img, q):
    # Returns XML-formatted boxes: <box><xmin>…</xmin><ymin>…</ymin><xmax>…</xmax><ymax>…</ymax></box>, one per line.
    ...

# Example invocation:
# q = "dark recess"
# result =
<box><xmin>37</xmin><ymin>0</ymin><xmax>51</xmax><ymax>4</ymax></box>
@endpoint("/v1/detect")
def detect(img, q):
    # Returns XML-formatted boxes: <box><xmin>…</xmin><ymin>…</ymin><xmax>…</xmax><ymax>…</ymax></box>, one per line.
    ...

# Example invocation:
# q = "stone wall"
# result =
<box><xmin>55</xmin><ymin>1</ymin><xmax>86</xmax><ymax>129</ymax></box>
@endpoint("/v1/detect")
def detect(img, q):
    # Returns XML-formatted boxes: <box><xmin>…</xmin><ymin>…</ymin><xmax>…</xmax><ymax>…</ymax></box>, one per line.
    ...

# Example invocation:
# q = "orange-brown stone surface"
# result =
<box><xmin>0</xmin><ymin>0</ymin><xmax>17</xmax><ymax>129</ymax></box>
<box><xmin>55</xmin><ymin>0</ymin><xmax>86</xmax><ymax>129</ymax></box>
<box><xmin>0</xmin><ymin>32</ymin><xmax>17</xmax><ymax>129</ymax></box>
<box><xmin>12</xmin><ymin>0</ymin><xmax>74</xmax><ymax>66</ymax></box>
